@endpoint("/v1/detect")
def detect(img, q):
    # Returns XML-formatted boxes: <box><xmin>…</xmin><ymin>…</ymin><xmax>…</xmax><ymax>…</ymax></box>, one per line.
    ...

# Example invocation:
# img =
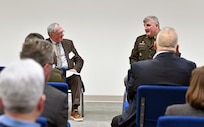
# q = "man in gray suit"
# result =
<box><xmin>46</xmin><ymin>23</ymin><xmax>84</xmax><ymax>121</ymax></box>
<box><xmin>111</xmin><ymin>27</ymin><xmax>196</xmax><ymax>127</ymax></box>
<box><xmin>20</xmin><ymin>38</ymin><xmax>68</xmax><ymax>127</ymax></box>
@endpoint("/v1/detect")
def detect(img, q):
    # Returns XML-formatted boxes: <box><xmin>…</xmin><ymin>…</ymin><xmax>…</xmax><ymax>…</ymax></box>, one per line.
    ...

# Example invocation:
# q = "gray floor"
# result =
<box><xmin>69</xmin><ymin>102</ymin><xmax>122</xmax><ymax>127</ymax></box>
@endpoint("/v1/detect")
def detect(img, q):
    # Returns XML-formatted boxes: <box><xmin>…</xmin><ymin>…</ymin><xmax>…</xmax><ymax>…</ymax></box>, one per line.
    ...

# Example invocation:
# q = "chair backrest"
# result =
<box><xmin>47</xmin><ymin>82</ymin><xmax>68</xmax><ymax>95</ymax></box>
<box><xmin>0</xmin><ymin>66</ymin><xmax>5</xmax><ymax>72</ymax></box>
<box><xmin>36</xmin><ymin>117</ymin><xmax>48</xmax><ymax>127</ymax></box>
<box><xmin>136</xmin><ymin>85</ymin><xmax>188</xmax><ymax>127</ymax></box>
<box><xmin>157</xmin><ymin>116</ymin><xmax>204</xmax><ymax>127</ymax></box>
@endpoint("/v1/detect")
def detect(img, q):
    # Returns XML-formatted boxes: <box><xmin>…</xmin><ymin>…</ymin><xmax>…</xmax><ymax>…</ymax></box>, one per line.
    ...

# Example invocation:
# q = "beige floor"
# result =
<box><xmin>68</xmin><ymin>102</ymin><xmax>122</xmax><ymax>127</ymax></box>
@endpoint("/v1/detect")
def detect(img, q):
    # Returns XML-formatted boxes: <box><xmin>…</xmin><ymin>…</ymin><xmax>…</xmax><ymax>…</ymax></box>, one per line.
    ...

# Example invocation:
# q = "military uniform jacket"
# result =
<box><xmin>129</xmin><ymin>34</ymin><xmax>156</xmax><ymax>64</ymax></box>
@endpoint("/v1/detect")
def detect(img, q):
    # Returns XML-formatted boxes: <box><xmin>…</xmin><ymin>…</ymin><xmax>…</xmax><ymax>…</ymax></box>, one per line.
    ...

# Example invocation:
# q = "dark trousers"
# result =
<box><xmin>111</xmin><ymin>115</ymin><xmax>120</xmax><ymax>127</ymax></box>
<box><xmin>66</xmin><ymin>75</ymin><xmax>81</xmax><ymax>110</ymax></box>
<box><xmin>111</xmin><ymin>114</ymin><xmax>136</xmax><ymax>127</ymax></box>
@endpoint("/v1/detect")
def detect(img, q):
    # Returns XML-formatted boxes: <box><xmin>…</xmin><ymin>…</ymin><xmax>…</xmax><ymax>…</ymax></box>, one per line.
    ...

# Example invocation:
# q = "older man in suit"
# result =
<box><xmin>111</xmin><ymin>27</ymin><xmax>196</xmax><ymax>127</ymax></box>
<box><xmin>46</xmin><ymin>23</ymin><xmax>84</xmax><ymax>121</ymax></box>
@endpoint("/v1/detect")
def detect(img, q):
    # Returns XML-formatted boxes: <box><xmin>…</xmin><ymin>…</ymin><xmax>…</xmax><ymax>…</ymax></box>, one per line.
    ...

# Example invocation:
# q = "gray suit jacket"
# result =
<box><xmin>41</xmin><ymin>84</ymin><xmax>68</xmax><ymax>127</ymax></box>
<box><xmin>165</xmin><ymin>103</ymin><xmax>204</xmax><ymax>116</ymax></box>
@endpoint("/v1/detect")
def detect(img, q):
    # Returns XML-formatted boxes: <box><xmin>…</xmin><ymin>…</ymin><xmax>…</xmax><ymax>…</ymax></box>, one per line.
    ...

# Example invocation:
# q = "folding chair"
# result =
<box><xmin>157</xmin><ymin>116</ymin><xmax>204</xmax><ymax>127</ymax></box>
<box><xmin>136</xmin><ymin>85</ymin><xmax>188</xmax><ymax>127</ymax></box>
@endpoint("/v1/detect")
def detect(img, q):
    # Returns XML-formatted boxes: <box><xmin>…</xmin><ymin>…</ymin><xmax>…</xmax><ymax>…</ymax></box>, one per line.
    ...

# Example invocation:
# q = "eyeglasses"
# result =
<box><xmin>54</xmin><ymin>30</ymin><xmax>64</xmax><ymax>35</ymax></box>
<box><xmin>48</xmin><ymin>62</ymin><xmax>55</xmax><ymax>69</ymax></box>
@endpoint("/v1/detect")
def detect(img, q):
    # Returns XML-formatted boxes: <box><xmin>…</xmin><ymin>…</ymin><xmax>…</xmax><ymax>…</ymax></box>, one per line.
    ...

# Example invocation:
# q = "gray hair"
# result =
<box><xmin>47</xmin><ymin>23</ymin><xmax>60</xmax><ymax>35</ymax></box>
<box><xmin>143</xmin><ymin>16</ymin><xmax>159</xmax><ymax>25</ymax></box>
<box><xmin>20</xmin><ymin>38</ymin><xmax>54</xmax><ymax>66</ymax></box>
<box><xmin>156</xmin><ymin>27</ymin><xmax>178</xmax><ymax>48</ymax></box>
<box><xmin>0</xmin><ymin>59</ymin><xmax>45</xmax><ymax>113</ymax></box>
<box><xmin>24</xmin><ymin>33</ymin><xmax>44</xmax><ymax>42</ymax></box>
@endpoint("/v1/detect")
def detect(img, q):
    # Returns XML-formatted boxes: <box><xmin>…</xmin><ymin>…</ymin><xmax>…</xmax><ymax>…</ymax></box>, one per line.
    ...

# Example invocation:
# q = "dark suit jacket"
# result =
<box><xmin>0</xmin><ymin>84</ymin><xmax>68</xmax><ymax>127</ymax></box>
<box><xmin>119</xmin><ymin>52</ymin><xmax>196</xmax><ymax>127</ymax></box>
<box><xmin>46</xmin><ymin>38</ymin><xmax>84</xmax><ymax>73</ymax></box>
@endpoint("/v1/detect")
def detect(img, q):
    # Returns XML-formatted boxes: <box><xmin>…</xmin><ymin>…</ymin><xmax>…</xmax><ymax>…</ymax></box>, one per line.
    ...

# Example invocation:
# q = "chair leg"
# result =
<box><xmin>81</xmin><ymin>91</ymin><xmax>84</xmax><ymax>117</ymax></box>
<box><xmin>122</xmin><ymin>90</ymin><xmax>127</xmax><ymax>113</ymax></box>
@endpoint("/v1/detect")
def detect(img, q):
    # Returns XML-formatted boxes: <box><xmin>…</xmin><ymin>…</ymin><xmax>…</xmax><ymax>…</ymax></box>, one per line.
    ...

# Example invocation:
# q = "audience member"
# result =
<box><xmin>165</xmin><ymin>66</ymin><xmax>204</xmax><ymax>116</ymax></box>
<box><xmin>24</xmin><ymin>33</ymin><xmax>45</xmax><ymax>41</ymax></box>
<box><xmin>46</xmin><ymin>23</ymin><xmax>84</xmax><ymax>121</ymax></box>
<box><xmin>111</xmin><ymin>27</ymin><xmax>196</xmax><ymax>127</ymax></box>
<box><xmin>20</xmin><ymin>37</ymin><xmax>68</xmax><ymax>127</ymax></box>
<box><xmin>0</xmin><ymin>59</ymin><xmax>45</xmax><ymax>127</ymax></box>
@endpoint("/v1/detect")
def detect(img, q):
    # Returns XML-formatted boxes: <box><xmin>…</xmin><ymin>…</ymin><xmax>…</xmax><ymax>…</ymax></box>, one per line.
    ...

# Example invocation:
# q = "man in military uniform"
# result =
<box><xmin>129</xmin><ymin>16</ymin><xmax>160</xmax><ymax>64</ymax></box>
<box><xmin>124</xmin><ymin>16</ymin><xmax>160</xmax><ymax>86</ymax></box>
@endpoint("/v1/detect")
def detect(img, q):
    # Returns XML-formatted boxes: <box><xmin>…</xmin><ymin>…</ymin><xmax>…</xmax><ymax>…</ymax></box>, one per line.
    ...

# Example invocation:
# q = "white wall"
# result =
<box><xmin>0</xmin><ymin>0</ymin><xmax>203</xmax><ymax>96</ymax></box>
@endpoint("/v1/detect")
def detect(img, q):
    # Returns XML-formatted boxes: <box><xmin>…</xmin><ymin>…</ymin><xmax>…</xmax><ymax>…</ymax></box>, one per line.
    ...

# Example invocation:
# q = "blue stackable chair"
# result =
<box><xmin>67</xmin><ymin>122</ymin><xmax>71</xmax><ymax>127</ymax></box>
<box><xmin>157</xmin><ymin>116</ymin><xmax>204</xmax><ymax>127</ymax></box>
<box><xmin>36</xmin><ymin>117</ymin><xmax>48</xmax><ymax>127</ymax></box>
<box><xmin>47</xmin><ymin>82</ymin><xmax>68</xmax><ymax>95</ymax></box>
<box><xmin>122</xmin><ymin>69</ymin><xmax>132</xmax><ymax>113</ymax></box>
<box><xmin>136</xmin><ymin>85</ymin><xmax>188</xmax><ymax>127</ymax></box>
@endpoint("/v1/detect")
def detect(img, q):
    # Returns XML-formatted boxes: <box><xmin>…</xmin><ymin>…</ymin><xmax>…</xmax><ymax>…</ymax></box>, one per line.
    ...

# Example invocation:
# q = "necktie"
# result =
<box><xmin>56</xmin><ymin>43</ymin><xmax>62</xmax><ymax>67</ymax></box>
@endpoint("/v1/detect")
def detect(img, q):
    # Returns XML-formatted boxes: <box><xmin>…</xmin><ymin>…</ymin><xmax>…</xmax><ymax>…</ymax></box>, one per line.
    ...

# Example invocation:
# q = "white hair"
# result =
<box><xmin>0</xmin><ymin>59</ymin><xmax>45</xmax><ymax>113</ymax></box>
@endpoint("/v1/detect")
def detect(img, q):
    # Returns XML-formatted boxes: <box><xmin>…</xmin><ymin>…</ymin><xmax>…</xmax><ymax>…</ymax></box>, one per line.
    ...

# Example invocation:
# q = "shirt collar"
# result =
<box><xmin>153</xmin><ymin>51</ymin><xmax>169</xmax><ymax>59</ymax></box>
<box><xmin>50</xmin><ymin>39</ymin><xmax>58</xmax><ymax>45</ymax></box>
<box><xmin>0</xmin><ymin>115</ymin><xmax>40</xmax><ymax>127</ymax></box>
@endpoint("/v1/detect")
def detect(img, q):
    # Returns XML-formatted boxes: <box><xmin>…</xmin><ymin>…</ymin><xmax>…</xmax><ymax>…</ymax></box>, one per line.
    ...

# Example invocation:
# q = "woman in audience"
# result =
<box><xmin>165</xmin><ymin>66</ymin><xmax>204</xmax><ymax>116</ymax></box>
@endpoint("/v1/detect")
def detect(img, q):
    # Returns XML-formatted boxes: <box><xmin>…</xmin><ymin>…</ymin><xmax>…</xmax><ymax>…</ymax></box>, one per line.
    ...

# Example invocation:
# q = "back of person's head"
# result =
<box><xmin>186</xmin><ymin>66</ymin><xmax>204</xmax><ymax>110</ymax></box>
<box><xmin>20</xmin><ymin>38</ymin><xmax>54</xmax><ymax>66</ymax></box>
<box><xmin>24</xmin><ymin>33</ymin><xmax>44</xmax><ymax>42</ymax></box>
<box><xmin>0</xmin><ymin>59</ymin><xmax>45</xmax><ymax>114</ymax></box>
<box><xmin>143</xmin><ymin>16</ymin><xmax>159</xmax><ymax>25</ymax></box>
<box><xmin>155</xmin><ymin>27</ymin><xmax>178</xmax><ymax>53</ymax></box>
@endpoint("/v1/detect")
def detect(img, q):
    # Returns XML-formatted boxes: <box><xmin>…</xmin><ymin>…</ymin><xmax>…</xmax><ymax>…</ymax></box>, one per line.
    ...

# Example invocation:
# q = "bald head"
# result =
<box><xmin>155</xmin><ymin>27</ymin><xmax>178</xmax><ymax>53</ymax></box>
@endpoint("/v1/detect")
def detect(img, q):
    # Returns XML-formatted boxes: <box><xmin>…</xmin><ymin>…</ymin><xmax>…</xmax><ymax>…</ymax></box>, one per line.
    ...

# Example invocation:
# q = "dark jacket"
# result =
<box><xmin>119</xmin><ymin>52</ymin><xmax>196</xmax><ymax>127</ymax></box>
